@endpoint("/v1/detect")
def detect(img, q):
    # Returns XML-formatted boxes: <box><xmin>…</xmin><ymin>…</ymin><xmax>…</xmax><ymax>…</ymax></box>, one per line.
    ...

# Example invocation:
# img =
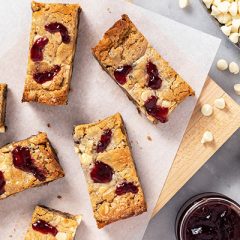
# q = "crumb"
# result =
<box><xmin>57</xmin><ymin>195</ymin><xmax>62</xmax><ymax>199</ymax></box>
<box><xmin>137</xmin><ymin>107</ymin><xmax>141</xmax><ymax>114</ymax></box>
<box><xmin>47</xmin><ymin>123</ymin><xmax>51</xmax><ymax>128</ymax></box>
<box><xmin>107</xmin><ymin>8</ymin><xmax>111</xmax><ymax>13</ymax></box>
<box><xmin>9</xmin><ymin>235</ymin><xmax>12</xmax><ymax>238</ymax></box>
<box><xmin>147</xmin><ymin>136</ymin><xmax>152</xmax><ymax>141</ymax></box>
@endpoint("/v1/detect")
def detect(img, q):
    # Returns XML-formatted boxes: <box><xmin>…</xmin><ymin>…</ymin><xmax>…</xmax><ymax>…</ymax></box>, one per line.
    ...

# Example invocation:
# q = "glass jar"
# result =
<box><xmin>176</xmin><ymin>193</ymin><xmax>240</xmax><ymax>240</ymax></box>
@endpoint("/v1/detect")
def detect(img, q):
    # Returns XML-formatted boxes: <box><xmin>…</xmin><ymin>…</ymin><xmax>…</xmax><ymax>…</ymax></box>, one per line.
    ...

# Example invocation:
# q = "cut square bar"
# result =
<box><xmin>22</xmin><ymin>1</ymin><xmax>81</xmax><ymax>105</ymax></box>
<box><xmin>25</xmin><ymin>205</ymin><xmax>81</xmax><ymax>240</ymax></box>
<box><xmin>73</xmin><ymin>113</ymin><xmax>147</xmax><ymax>228</ymax></box>
<box><xmin>0</xmin><ymin>132</ymin><xmax>64</xmax><ymax>199</ymax></box>
<box><xmin>93</xmin><ymin>15</ymin><xmax>194</xmax><ymax>123</ymax></box>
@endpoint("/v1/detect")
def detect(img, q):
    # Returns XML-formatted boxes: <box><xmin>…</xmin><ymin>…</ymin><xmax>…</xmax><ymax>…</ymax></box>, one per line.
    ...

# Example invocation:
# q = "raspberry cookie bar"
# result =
<box><xmin>93</xmin><ymin>15</ymin><xmax>194</xmax><ymax>123</ymax></box>
<box><xmin>0</xmin><ymin>83</ymin><xmax>7</xmax><ymax>133</ymax></box>
<box><xmin>73</xmin><ymin>113</ymin><xmax>147</xmax><ymax>228</ymax></box>
<box><xmin>22</xmin><ymin>1</ymin><xmax>81</xmax><ymax>105</ymax></box>
<box><xmin>0</xmin><ymin>132</ymin><xmax>64</xmax><ymax>199</ymax></box>
<box><xmin>25</xmin><ymin>205</ymin><xmax>81</xmax><ymax>240</ymax></box>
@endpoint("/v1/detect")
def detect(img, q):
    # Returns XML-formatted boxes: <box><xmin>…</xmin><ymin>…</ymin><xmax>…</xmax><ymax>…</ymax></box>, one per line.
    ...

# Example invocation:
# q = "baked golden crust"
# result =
<box><xmin>93</xmin><ymin>14</ymin><xmax>195</xmax><ymax>123</ymax></box>
<box><xmin>0</xmin><ymin>83</ymin><xmax>7</xmax><ymax>133</ymax></box>
<box><xmin>22</xmin><ymin>1</ymin><xmax>81</xmax><ymax>105</ymax></box>
<box><xmin>0</xmin><ymin>132</ymin><xmax>64</xmax><ymax>200</ymax></box>
<box><xmin>73</xmin><ymin>113</ymin><xmax>147</xmax><ymax>228</ymax></box>
<box><xmin>25</xmin><ymin>205</ymin><xmax>81</xmax><ymax>240</ymax></box>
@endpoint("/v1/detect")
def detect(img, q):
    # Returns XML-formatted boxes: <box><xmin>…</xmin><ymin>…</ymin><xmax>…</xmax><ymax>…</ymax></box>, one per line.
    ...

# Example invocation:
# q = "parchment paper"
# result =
<box><xmin>0</xmin><ymin>0</ymin><xmax>220</xmax><ymax>239</ymax></box>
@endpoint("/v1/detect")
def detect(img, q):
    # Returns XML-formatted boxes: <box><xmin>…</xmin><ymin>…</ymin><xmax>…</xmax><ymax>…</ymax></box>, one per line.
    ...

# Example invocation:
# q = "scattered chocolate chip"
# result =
<box><xmin>57</xmin><ymin>195</ymin><xmax>62</xmax><ymax>199</ymax></box>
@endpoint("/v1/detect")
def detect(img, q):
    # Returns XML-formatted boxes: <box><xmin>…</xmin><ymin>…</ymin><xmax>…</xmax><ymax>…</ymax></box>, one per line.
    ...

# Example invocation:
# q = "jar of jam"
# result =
<box><xmin>176</xmin><ymin>193</ymin><xmax>240</xmax><ymax>240</ymax></box>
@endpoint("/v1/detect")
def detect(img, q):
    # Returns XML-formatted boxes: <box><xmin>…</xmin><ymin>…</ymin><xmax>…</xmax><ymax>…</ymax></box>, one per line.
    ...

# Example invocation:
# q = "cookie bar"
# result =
<box><xmin>92</xmin><ymin>15</ymin><xmax>195</xmax><ymax>123</ymax></box>
<box><xmin>22</xmin><ymin>1</ymin><xmax>81</xmax><ymax>105</ymax></box>
<box><xmin>0</xmin><ymin>132</ymin><xmax>64</xmax><ymax>199</ymax></box>
<box><xmin>25</xmin><ymin>205</ymin><xmax>81</xmax><ymax>240</ymax></box>
<box><xmin>73</xmin><ymin>113</ymin><xmax>147</xmax><ymax>228</ymax></box>
<box><xmin>0</xmin><ymin>83</ymin><xmax>7</xmax><ymax>133</ymax></box>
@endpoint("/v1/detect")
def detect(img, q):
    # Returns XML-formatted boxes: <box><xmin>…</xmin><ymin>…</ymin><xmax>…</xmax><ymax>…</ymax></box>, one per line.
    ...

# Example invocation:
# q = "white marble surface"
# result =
<box><xmin>130</xmin><ymin>0</ymin><xmax>240</xmax><ymax>239</ymax></box>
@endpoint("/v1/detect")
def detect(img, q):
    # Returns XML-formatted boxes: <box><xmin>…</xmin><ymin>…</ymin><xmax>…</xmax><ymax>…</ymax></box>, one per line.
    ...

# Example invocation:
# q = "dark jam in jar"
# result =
<box><xmin>176</xmin><ymin>193</ymin><xmax>240</xmax><ymax>240</ymax></box>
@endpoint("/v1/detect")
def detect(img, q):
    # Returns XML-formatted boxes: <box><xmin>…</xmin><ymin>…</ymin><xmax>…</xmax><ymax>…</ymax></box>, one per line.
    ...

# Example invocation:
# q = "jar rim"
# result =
<box><xmin>176</xmin><ymin>193</ymin><xmax>240</xmax><ymax>240</ymax></box>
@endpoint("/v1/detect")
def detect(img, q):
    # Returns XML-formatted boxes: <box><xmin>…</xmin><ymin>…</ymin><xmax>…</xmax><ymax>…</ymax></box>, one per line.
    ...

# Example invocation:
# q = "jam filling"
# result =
<box><xmin>33</xmin><ymin>65</ymin><xmax>61</xmax><ymax>84</ymax></box>
<box><xmin>32</xmin><ymin>220</ymin><xmax>58</xmax><ymax>236</ymax></box>
<box><xmin>45</xmin><ymin>22</ymin><xmax>70</xmax><ymax>44</ymax></box>
<box><xmin>0</xmin><ymin>171</ymin><xmax>6</xmax><ymax>195</ymax></box>
<box><xmin>96</xmin><ymin>129</ymin><xmax>112</xmax><ymax>153</ymax></box>
<box><xmin>31</xmin><ymin>37</ymin><xmax>49</xmax><ymax>62</ymax></box>
<box><xmin>115</xmin><ymin>182</ymin><xmax>138</xmax><ymax>196</ymax></box>
<box><xmin>12</xmin><ymin>146</ymin><xmax>46</xmax><ymax>181</ymax></box>
<box><xmin>185</xmin><ymin>202</ymin><xmax>240</xmax><ymax>240</ymax></box>
<box><xmin>146</xmin><ymin>61</ymin><xmax>162</xmax><ymax>90</ymax></box>
<box><xmin>114</xmin><ymin>65</ymin><xmax>133</xmax><ymax>85</ymax></box>
<box><xmin>90</xmin><ymin>161</ymin><xmax>113</xmax><ymax>183</ymax></box>
<box><xmin>144</xmin><ymin>96</ymin><xmax>169</xmax><ymax>123</ymax></box>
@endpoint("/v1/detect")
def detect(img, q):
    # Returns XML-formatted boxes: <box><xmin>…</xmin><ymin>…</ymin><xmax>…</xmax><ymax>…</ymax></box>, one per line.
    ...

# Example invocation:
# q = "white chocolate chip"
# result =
<box><xmin>42</xmin><ymin>81</ymin><xmax>52</xmax><ymax>88</ymax></box>
<box><xmin>221</xmin><ymin>25</ymin><xmax>232</xmax><ymax>36</ymax></box>
<box><xmin>229</xmin><ymin>62</ymin><xmax>240</xmax><ymax>74</ymax></box>
<box><xmin>179</xmin><ymin>0</ymin><xmax>189</xmax><ymax>9</ymax></box>
<box><xmin>162</xmin><ymin>100</ymin><xmax>171</xmax><ymax>108</ymax></box>
<box><xmin>229</xmin><ymin>2</ymin><xmax>238</xmax><ymax>16</ymax></box>
<box><xmin>201</xmin><ymin>104</ymin><xmax>213</xmax><ymax>117</ymax></box>
<box><xmin>214</xmin><ymin>98</ymin><xmax>226</xmax><ymax>109</ymax></box>
<box><xmin>201</xmin><ymin>131</ymin><xmax>214</xmax><ymax>144</ymax></box>
<box><xmin>141</xmin><ymin>90</ymin><xmax>154</xmax><ymax>102</ymax></box>
<box><xmin>234</xmin><ymin>83</ymin><xmax>240</xmax><ymax>95</ymax></box>
<box><xmin>232</xmin><ymin>18</ymin><xmax>240</xmax><ymax>32</ymax></box>
<box><xmin>216</xmin><ymin>13</ymin><xmax>232</xmax><ymax>24</ymax></box>
<box><xmin>56</xmin><ymin>232</ymin><xmax>67</xmax><ymax>240</ymax></box>
<box><xmin>213</xmin><ymin>0</ymin><xmax>221</xmax><ymax>7</ymax></box>
<box><xmin>203</xmin><ymin>0</ymin><xmax>213</xmax><ymax>9</ymax></box>
<box><xmin>229</xmin><ymin>33</ymin><xmax>239</xmax><ymax>43</ymax></box>
<box><xmin>34</xmin><ymin>34</ymin><xmax>42</xmax><ymax>42</ymax></box>
<box><xmin>217</xmin><ymin>59</ymin><xmax>228</xmax><ymax>70</ymax></box>
<box><xmin>211</xmin><ymin>5</ymin><xmax>221</xmax><ymax>16</ymax></box>
<box><xmin>218</xmin><ymin>1</ymin><xmax>230</xmax><ymax>13</ymax></box>
<box><xmin>80</xmin><ymin>153</ymin><xmax>92</xmax><ymax>165</ymax></box>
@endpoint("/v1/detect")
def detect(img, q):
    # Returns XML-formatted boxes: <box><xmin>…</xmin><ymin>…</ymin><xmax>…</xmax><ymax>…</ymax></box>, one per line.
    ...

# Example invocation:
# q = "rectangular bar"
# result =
<box><xmin>0</xmin><ymin>132</ymin><xmax>64</xmax><ymax>199</ymax></box>
<box><xmin>92</xmin><ymin>15</ymin><xmax>195</xmax><ymax>124</ymax></box>
<box><xmin>73</xmin><ymin>113</ymin><xmax>147</xmax><ymax>228</ymax></box>
<box><xmin>22</xmin><ymin>1</ymin><xmax>81</xmax><ymax>105</ymax></box>
<box><xmin>0</xmin><ymin>83</ymin><xmax>7</xmax><ymax>133</ymax></box>
<box><xmin>25</xmin><ymin>205</ymin><xmax>81</xmax><ymax>240</ymax></box>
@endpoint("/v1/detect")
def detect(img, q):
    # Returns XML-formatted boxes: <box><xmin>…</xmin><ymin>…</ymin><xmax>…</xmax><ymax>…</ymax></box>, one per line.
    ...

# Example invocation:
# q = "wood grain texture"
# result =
<box><xmin>153</xmin><ymin>77</ymin><xmax>240</xmax><ymax>217</ymax></box>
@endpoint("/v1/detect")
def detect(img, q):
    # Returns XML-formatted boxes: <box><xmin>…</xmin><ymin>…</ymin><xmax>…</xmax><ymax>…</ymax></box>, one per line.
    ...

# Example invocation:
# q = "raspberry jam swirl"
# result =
<box><xmin>144</xmin><ymin>96</ymin><xmax>169</xmax><ymax>123</ymax></box>
<box><xmin>32</xmin><ymin>220</ymin><xmax>58</xmax><ymax>236</ymax></box>
<box><xmin>31</xmin><ymin>37</ymin><xmax>49</xmax><ymax>62</ymax></box>
<box><xmin>45</xmin><ymin>22</ymin><xmax>70</xmax><ymax>44</ymax></box>
<box><xmin>33</xmin><ymin>65</ymin><xmax>61</xmax><ymax>84</ymax></box>
<box><xmin>96</xmin><ymin>129</ymin><xmax>112</xmax><ymax>153</ymax></box>
<box><xmin>12</xmin><ymin>146</ymin><xmax>46</xmax><ymax>181</ymax></box>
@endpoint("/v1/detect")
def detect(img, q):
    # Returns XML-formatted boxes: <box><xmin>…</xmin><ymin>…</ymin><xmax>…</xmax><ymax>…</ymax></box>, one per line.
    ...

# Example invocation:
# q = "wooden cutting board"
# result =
<box><xmin>153</xmin><ymin>77</ymin><xmax>240</xmax><ymax>217</ymax></box>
